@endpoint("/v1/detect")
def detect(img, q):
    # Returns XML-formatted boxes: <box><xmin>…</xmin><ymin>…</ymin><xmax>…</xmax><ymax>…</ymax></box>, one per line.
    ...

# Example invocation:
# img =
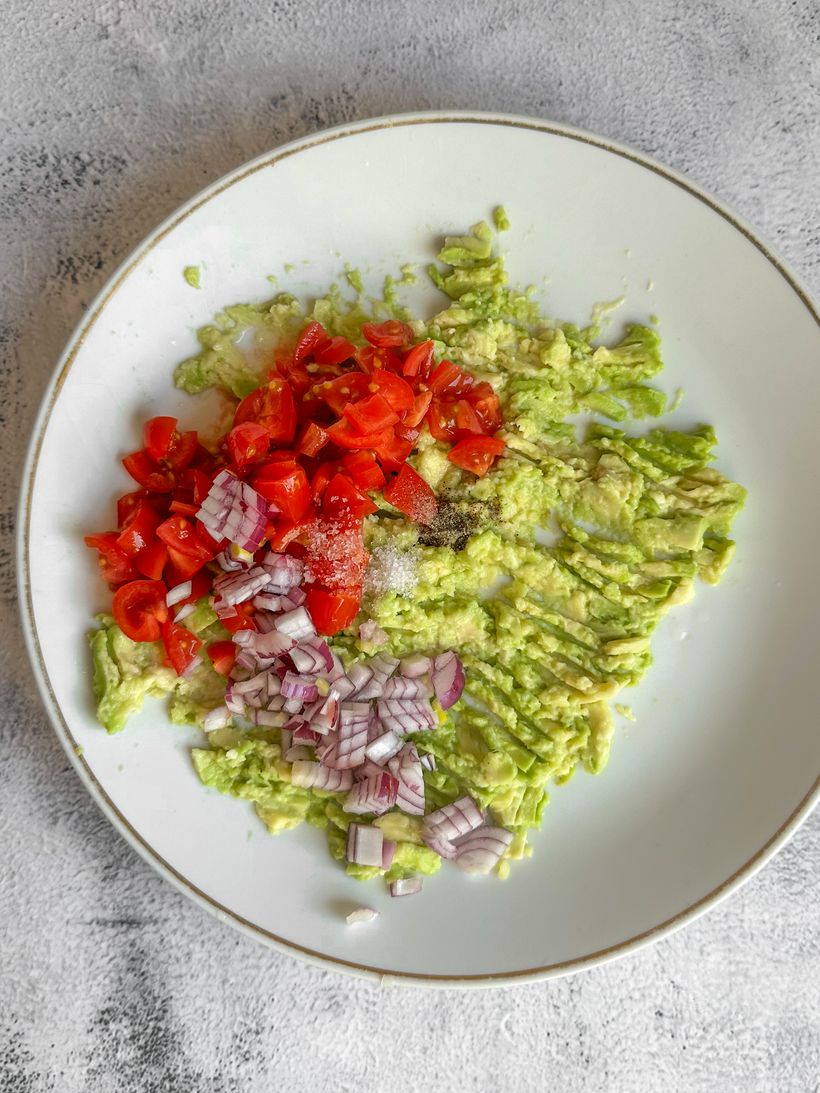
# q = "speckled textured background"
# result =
<box><xmin>2</xmin><ymin>2</ymin><xmax>818</xmax><ymax>1090</ymax></box>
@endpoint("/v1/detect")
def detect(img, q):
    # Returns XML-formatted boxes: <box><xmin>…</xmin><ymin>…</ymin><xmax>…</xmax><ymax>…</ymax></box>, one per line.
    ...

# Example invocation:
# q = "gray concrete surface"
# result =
<box><xmin>1</xmin><ymin>2</ymin><xmax>818</xmax><ymax>1090</ymax></box>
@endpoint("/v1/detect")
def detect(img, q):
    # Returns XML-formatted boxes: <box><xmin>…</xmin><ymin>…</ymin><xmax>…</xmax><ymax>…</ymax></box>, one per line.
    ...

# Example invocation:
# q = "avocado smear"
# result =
<box><xmin>91</xmin><ymin>213</ymin><xmax>745</xmax><ymax>881</ymax></box>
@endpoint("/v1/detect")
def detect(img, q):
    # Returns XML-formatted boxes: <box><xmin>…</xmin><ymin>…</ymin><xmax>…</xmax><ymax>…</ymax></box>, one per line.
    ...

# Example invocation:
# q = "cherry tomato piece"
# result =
<box><xmin>227</xmin><ymin>422</ymin><xmax>270</xmax><ymax>470</ymax></box>
<box><xmin>304</xmin><ymin>586</ymin><xmax>361</xmax><ymax>636</ymax></box>
<box><xmin>252</xmin><ymin>461</ymin><xmax>311</xmax><ymax>523</ymax></box>
<box><xmin>206</xmin><ymin>641</ymin><xmax>237</xmax><ymax>677</ymax></box>
<box><xmin>341</xmin><ymin>451</ymin><xmax>386</xmax><ymax>491</ymax></box>
<box><xmin>383</xmin><ymin>464</ymin><xmax>438</xmax><ymax>525</ymax></box>
<box><xmin>115</xmin><ymin>500</ymin><xmax>161</xmax><ymax>557</ymax></box>
<box><xmin>322</xmin><ymin>473</ymin><xmax>378</xmax><ymax>519</ymax></box>
<box><xmin>361</xmin><ymin>320</ymin><xmax>414</xmax><ymax>349</ymax></box>
<box><xmin>401</xmin><ymin>340</ymin><xmax>435</xmax><ymax>379</ymax></box>
<box><xmin>343</xmin><ymin>393</ymin><xmax>400</xmax><ymax>436</ymax></box>
<box><xmin>134</xmin><ymin>538</ymin><xmax>169</xmax><ymax>580</ymax></box>
<box><xmin>84</xmin><ymin>533</ymin><xmax>139</xmax><ymax>587</ymax></box>
<box><xmin>234</xmin><ymin>379</ymin><xmax>297</xmax><ymax>446</ymax></box>
<box><xmin>297</xmin><ymin>421</ymin><xmax>330</xmax><ymax>458</ymax></box>
<box><xmin>162</xmin><ymin>621</ymin><xmax>203</xmax><ymax>675</ymax></box>
<box><xmin>447</xmin><ymin>435</ymin><xmax>506</xmax><ymax>477</ymax></box>
<box><xmin>112</xmin><ymin>580</ymin><xmax>169</xmax><ymax>642</ymax></box>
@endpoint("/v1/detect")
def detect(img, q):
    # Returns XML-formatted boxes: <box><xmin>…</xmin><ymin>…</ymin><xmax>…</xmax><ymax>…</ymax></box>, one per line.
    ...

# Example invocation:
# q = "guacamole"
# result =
<box><xmin>90</xmin><ymin>215</ymin><xmax>745</xmax><ymax>882</ymax></box>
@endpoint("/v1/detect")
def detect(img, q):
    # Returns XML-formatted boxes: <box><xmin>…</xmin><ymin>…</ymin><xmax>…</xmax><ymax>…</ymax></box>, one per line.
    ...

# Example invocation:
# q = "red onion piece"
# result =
<box><xmin>382</xmin><ymin>840</ymin><xmax>397</xmax><ymax>870</ymax></box>
<box><xmin>284</xmin><ymin>744</ymin><xmax>313</xmax><ymax>762</ymax></box>
<box><xmin>275</xmin><ymin>606</ymin><xmax>316</xmax><ymax>641</ymax></box>
<box><xmin>255</xmin><ymin>710</ymin><xmax>286</xmax><ymax>728</ymax></box>
<box><xmin>346</xmin><ymin>907</ymin><xmax>378</xmax><ymax>925</ymax></box>
<box><xmin>381</xmin><ymin>676</ymin><xmax>433</xmax><ymax>700</ymax></box>
<box><xmin>173</xmin><ymin>602</ymin><xmax>196</xmax><ymax>623</ymax></box>
<box><xmin>399</xmin><ymin>654</ymin><xmax>431</xmax><ymax>678</ymax></box>
<box><xmin>344</xmin><ymin>772</ymin><xmax>399</xmax><ymax>815</ymax></box>
<box><xmin>388</xmin><ymin>744</ymin><xmax>425</xmax><ymax>815</ymax></box>
<box><xmin>389</xmin><ymin>877</ymin><xmax>423</xmax><ymax>897</ymax></box>
<box><xmin>376</xmin><ymin>698</ymin><xmax>436</xmax><ymax>735</ymax></box>
<box><xmin>290</xmin><ymin>761</ymin><xmax>352</xmax><ymax>792</ymax></box>
<box><xmin>253</xmin><ymin>592</ymin><xmax>282</xmax><ymax>612</ymax></box>
<box><xmin>346</xmin><ymin>822</ymin><xmax>384</xmax><ymax>867</ymax></box>
<box><xmin>280</xmin><ymin>587</ymin><xmax>307</xmax><ymax>610</ymax></box>
<box><xmin>364</xmin><ymin>730</ymin><xmax>404</xmax><ymax>765</ymax></box>
<box><xmin>359</xmin><ymin>620</ymin><xmax>389</xmax><ymax>646</ymax></box>
<box><xmin>357</xmin><ymin>654</ymin><xmax>400</xmax><ymax>700</ymax></box>
<box><xmin>279</xmin><ymin>729</ymin><xmax>293</xmax><ymax>753</ymax></box>
<box><xmin>422</xmin><ymin>831</ymin><xmax>457</xmax><ymax>860</ymax></box>
<box><xmin>292</xmin><ymin>724</ymin><xmax>322</xmax><ymax>746</ymax></box>
<box><xmin>197</xmin><ymin>471</ymin><xmax>269</xmax><ymax>553</ymax></box>
<box><xmin>430</xmin><ymin>651</ymin><xmax>465</xmax><ymax>710</ymax></box>
<box><xmin>419</xmin><ymin>752</ymin><xmax>436</xmax><ymax>772</ymax></box>
<box><xmin>347</xmin><ymin>662</ymin><xmax>374</xmax><ymax>695</ymax></box>
<box><xmin>424</xmin><ymin>796</ymin><xmax>484</xmax><ymax>842</ymax></box>
<box><xmin>453</xmin><ymin>826</ymin><xmax>514</xmax><ymax>874</ymax></box>
<box><xmin>260</xmin><ymin>551</ymin><xmax>304</xmax><ymax>592</ymax></box>
<box><xmin>203</xmin><ymin>706</ymin><xmax>231</xmax><ymax>732</ymax></box>
<box><xmin>213</xmin><ymin>566</ymin><xmax>271</xmax><ymax>610</ymax></box>
<box><xmin>166</xmin><ymin>580</ymin><xmax>192</xmax><ymax>607</ymax></box>
<box><xmin>280</xmin><ymin>671</ymin><xmax>318</xmax><ymax>701</ymax></box>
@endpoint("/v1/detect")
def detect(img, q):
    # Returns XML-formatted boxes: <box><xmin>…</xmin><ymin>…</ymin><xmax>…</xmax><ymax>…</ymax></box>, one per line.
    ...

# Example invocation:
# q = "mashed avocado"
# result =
<box><xmin>92</xmin><ymin>216</ymin><xmax>745</xmax><ymax>882</ymax></box>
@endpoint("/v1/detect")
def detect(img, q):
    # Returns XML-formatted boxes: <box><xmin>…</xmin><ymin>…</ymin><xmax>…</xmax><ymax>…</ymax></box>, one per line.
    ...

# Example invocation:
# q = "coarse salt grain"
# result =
<box><xmin>364</xmin><ymin>544</ymin><xmax>418</xmax><ymax>597</ymax></box>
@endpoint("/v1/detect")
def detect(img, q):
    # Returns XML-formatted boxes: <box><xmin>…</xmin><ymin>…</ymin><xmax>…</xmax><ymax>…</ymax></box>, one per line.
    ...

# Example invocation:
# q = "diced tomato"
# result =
<box><xmin>318</xmin><ymin>373</ymin><xmax>372</xmax><ymax>416</ymax></box>
<box><xmin>327</xmin><ymin>418</ymin><xmax>394</xmax><ymax>451</ymax></box>
<box><xmin>401</xmin><ymin>339</ymin><xmax>435</xmax><ymax>379</ymax></box>
<box><xmin>143</xmin><ymin>416</ymin><xmax>199</xmax><ymax>469</ymax></box>
<box><xmin>252</xmin><ymin>461</ymin><xmax>311</xmax><ymax>522</ymax></box>
<box><xmin>383</xmin><ymin>463</ymin><xmax>438</xmax><ymax>525</ymax></box>
<box><xmin>426</xmin><ymin>399</ymin><xmax>458</xmax><ymax>442</ymax></box>
<box><xmin>134</xmin><ymin>538</ymin><xmax>169</xmax><ymax>580</ymax></box>
<box><xmin>165</xmin><ymin>547</ymin><xmax>206</xmax><ymax>580</ymax></box>
<box><xmin>84</xmin><ymin>532</ymin><xmax>138</xmax><ymax>587</ymax></box>
<box><xmin>122</xmin><ymin>449</ymin><xmax>177</xmax><ymax>493</ymax></box>
<box><xmin>234</xmin><ymin>378</ymin><xmax>297</xmax><ymax>446</ymax></box>
<box><xmin>112</xmin><ymin>579</ymin><xmax>169</xmax><ymax>642</ymax></box>
<box><xmin>356</xmin><ymin>345</ymin><xmax>403</xmax><ymax>374</ymax></box>
<box><xmin>366</xmin><ymin>369</ymin><xmax>415</xmax><ymax>414</ymax></box>
<box><xmin>310</xmin><ymin>460</ymin><xmax>341</xmax><ymax>503</ymax></box>
<box><xmin>303</xmin><ymin>586</ymin><xmax>361</xmax><ymax>636</ymax></box>
<box><xmin>403</xmin><ymin>389</ymin><xmax>433</xmax><ymax>428</ymax></box>
<box><xmin>343</xmin><ymin>392</ymin><xmax>400</xmax><ymax>436</ymax></box>
<box><xmin>117</xmin><ymin>490</ymin><xmax>148</xmax><ymax>528</ymax></box>
<box><xmin>181</xmin><ymin>468</ymin><xmax>215</xmax><ymax>506</ymax></box>
<box><xmin>162</xmin><ymin>621</ymin><xmax>203</xmax><ymax>675</ymax></box>
<box><xmin>428</xmin><ymin>359</ymin><xmax>464</xmax><ymax>395</ymax></box>
<box><xmin>312</xmin><ymin>336</ymin><xmax>356</xmax><ymax>365</ymax></box>
<box><xmin>115</xmin><ymin>500</ymin><xmax>160</xmax><ymax>557</ymax></box>
<box><xmin>169</xmin><ymin>499</ymin><xmax>200</xmax><ymax>517</ymax></box>
<box><xmin>206</xmin><ymin>641</ymin><xmax>236</xmax><ymax>677</ymax></box>
<box><xmin>322</xmin><ymin>473</ymin><xmax>378</xmax><ymax>519</ymax></box>
<box><xmin>227</xmin><ymin>422</ymin><xmax>270</xmax><ymax>470</ymax></box>
<box><xmin>372</xmin><ymin>430</ymin><xmax>414</xmax><ymax>471</ymax></box>
<box><xmin>219</xmin><ymin>602</ymin><xmax>257</xmax><ymax>633</ymax></box>
<box><xmin>447</xmin><ymin>435</ymin><xmax>506</xmax><ymax>477</ymax></box>
<box><xmin>156</xmin><ymin>516</ymin><xmax>215</xmax><ymax>561</ymax></box>
<box><xmin>265</xmin><ymin>516</ymin><xmax>313</xmax><ymax>552</ymax></box>
<box><xmin>292</xmin><ymin>321</ymin><xmax>330</xmax><ymax>365</ymax></box>
<box><xmin>467</xmin><ymin>381</ymin><xmax>503</xmax><ymax>434</ymax></box>
<box><xmin>453</xmin><ymin>398</ymin><xmax>484</xmax><ymax>437</ymax></box>
<box><xmin>297</xmin><ymin>421</ymin><xmax>329</xmax><ymax>458</ymax></box>
<box><xmin>341</xmin><ymin>451</ymin><xmax>386</xmax><ymax>491</ymax></box>
<box><xmin>361</xmin><ymin>320</ymin><xmax>414</xmax><ymax>349</ymax></box>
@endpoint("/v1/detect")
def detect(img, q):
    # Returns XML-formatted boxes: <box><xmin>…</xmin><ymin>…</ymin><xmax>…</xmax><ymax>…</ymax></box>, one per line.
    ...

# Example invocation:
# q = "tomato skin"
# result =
<box><xmin>312</xmin><ymin>336</ymin><xmax>356</xmax><ymax>365</ymax></box>
<box><xmin>117</xmin><ymin>490</ymin><xmax>148</xmax><ymax>527</ymax></box>
<box><xmin>266</xmin><ymin>516</ymin><xmax>312</xmax><ymax>553</ymax></box>
<box><xmin>372</xmin><ymin>430</ymin><xmax>414</xmax><ymax>471</ymax></box>
<box><xmin>218</xmin><ymin>602</ymin><xmax>257</xmax><ymax>633</ymax></box>
<box><xmin>227</xmin><ymin>422</ymin><xmax>270</xmax><ymax>470</ymax></box>
<box><xmin>467</xmin><ymin>381</ymin><xmax>502</xmax><ymax>434</ymax></box>
<box><xmin>452</xmin><ymin>398</ymin><xmax>484</xmax><ymax>437</ymax></box>
<box><xmin>234</xmin><ymin>379</ymin><xmax>297</xmax><ymax>446</ymax></box>
<box><xmin>401</xmin><ymin>340</ymin><xmax>435</xmax><ymax>379</ymax></box>
<box><xmin>383</xmin><ymin>464</ymin><xmax>438</xmax><ymax>525</ymax></box>
<box><xmin>343</xmin><ymin>392</ymin><xmax>399</xmax><ymax>436</ymax></box>
<box><xmin>428</xmin><ymin>359</ymin><xmax>464</xmax><ymax>395</ymax></box>
<box><xmin>341</xmin><ymin>451</ymin><xmax>386</xmax><ymax>491</ymax></box>
<box><xmin>113</xmin><ymin>580</ymin><xmax>169</xmax><ymax>642</ymax></box>
<box><xmin>115</xmin><ymin>500</ymin><xmax>160</xmax><ymax>557</ymax></box>
<box><xmin>447</xmin><ymin>435</ymin><xmax>506</xmax><ymax>477</ymax></box>
<box><xmin>292</xmin><ymin>321</ymin><xmax>329</xmax><ymax>365</ymax></box>
<box><xmin>327</xmin><ymin>418</ymin><xmax>394</xmax><ymax>451</ymax></box>
<box><xmin>310</xmin><ymin>460</ymin><xmax>341</xmax><ymax>503</ymax></box>
<box><xmin>134</xmin><ymin>538</ymin><xmax>169</xmax><ymax>580</ymax></box>
<box><xmin>304</xmin><ymin>586</ymin><xmax>361</xmax><ymax>636</ymax></box>
<box><xmin>426</xmin><ymin>399</ymin><xmax>458</xmax><ymax>442</ymax></box>
<box><xmin>403</xmin><ymin>389</ymin><xmax>433</xmax><ymax>428</ymax></box>
<box><xmin>297</xmin><ymin>421</ymin><xmax>329</xmax><ymax>458</ymax></box>
<box><xmin>206</xmin><ymin>641</ymin><xmax>237</xmax><ymax>677</ymax></box>
<box><xmin>122</xmin><ymin>450</ymin><xmax>177</xmax><ymax>493</ymax></box>
<box><xmin>365</xmin><ymin>370</ymin><xmax>415</xmax><ymax>414</ymax></box>
<box><xmin>156</xmin><ymin>516</ymin><xmax>215</xmax><ymax>561</ymax></box>
<box><xmin>84</xmin><ymin>533</ymin><xmax>139</xmax><ymax>586</ymax></box>
<box><xmin>162</xmin><ymin>621</ymin><xmax>203</xmax><ymax>675</ymax></box>
<box><xmin>165</xmin><ymin>547</ymin><xmax>206</xmax><ymax>580</ymax></box>
<box><xmin>361</xmin><ymin>320</ymin><xmax>414</xmax><ymax>349</ymax></box>
<box><xmin>142</xmin><ymin>417</ymin><xmax>199</xmax><ymax>469</ymax></box>
<box><xmin>318</xmin><ymin>373</ymin><xmax>372</xmax><ymax>416</ymax></box>
<box><xmin>252</xmin><ymin>461</ymin><xmax>311</xmax><ymax>522</ymax></box>
<box><xmin>322</xmin><ymin>473</ymin><xmax>378</xmax><ymax>519</ymax></box>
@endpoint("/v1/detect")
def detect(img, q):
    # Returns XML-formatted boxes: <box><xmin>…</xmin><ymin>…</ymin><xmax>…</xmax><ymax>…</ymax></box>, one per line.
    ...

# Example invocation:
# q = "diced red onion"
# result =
<box><xmin>253</xmin><ymin>592</ymin><xmax>282</xmax><ymax>612</ymax></box>
<box><xmin>357</xmin><ymin>654</ymin><xmax>400</xmax><ymax>699</ymax></box>
<box><xmin>359</xmin><ymin>620</ymin><xmax>388</xmax><ymax>646</ymax></box>
<box><xmin>283</xmin><ymin>696</ymin><xmax>304</xmax><ymax>715</ymax></box>
<box><xmin>280</xmin><ymin>587</ymin><xmax>307</xmax><ymax>610</ymax></box>
<box><xmin>255</xmin><ymin>710</ymin><xmax>286</xmax><ymax>728</ymax></box>
<box><xmin>292</xmin><ymin>724</ymin><xmax>322</xmax><ymax>746</ymax></box>
<box><xmin>381</xmin><ymin>839</ymin><xmax>397</xmax><ymax>870</ymax></box>
<box><xmin>261</xmin><ymin>551</ymin><xmax>304</xmax><ymax>591</ymax></box>
<box><xmin>231</xmin><ymin>671</ymin><xmax>269</xmax><ymax>696</ymax></box>
<box><xmin>213</xmin><ymin>566</ymin><xmax>271</xmax><ymax>609</ymax></box>
<box><xmin>280</xmin><ymin>671</ymin><xmax>318</xmax><ymax>701</ymax></box>
<box><xmin>203</xmin><ymin>706</ymin><xmax>231</xmax><ymax>732</ymax></box>
<box><xmin>422</xmin><ymin>831</ymin><xmax>457</xmax><ymax>860</ymax></box>
<box><xmin>454</xmin><ymin>826</ymin><xmax>514</xmax><ymax>874</ymax></box>
<box><xmin>347</xmin><ymin>662</ymin><xmax>374</xmax><ymax>695</ymax></box>
<box><xmin>285</xmin><ymin>744</ymin><xmax>313</xmax><ymax>762</ymax></box>
<box><xmin>424</xmin><ymin>795</ymin><xmax>484</xmax><ymax>842</ymax></box>
<box><xmin>309</xmin><ymin>693</ymin><xmax>339</xmax><ymax>735</ymax></box>
<box><xmin>340</xmin><ymin>701</ymin><xmax>371</xmax><ymax>722</ymax></box>
<box><xmin>326</xmin><ymin>715</ymin><xmax>368</xmax><ymax>770</ymax></box>
<box><xmin>224</xmin><ymin>685</ymin><xmax>246</xmax><ymax>715</ymax></box>
<box><xmin>249</xmin><ymin>630</ymin><xmax>297</xmax><ymax>660</ymax></box>
<box><xmin>198</xmin><ymin>471</ymin><xmax>269</xmax><ymax>553</ymax></box>
<box><xmin>346</xmin><ymin>822</ymin><xmax>384</xmax><ymax>867</ymax></box>
<box><xmin>346</xmin><ymin>907</ymin><xmax>378</xmax><ymax>925</ymax></box>
<box><xmin>290</xmin><ymin>760</ymin><xmax>352</xmax><ymax>792</ymax></box>
<box><xmin>326</xmin><ymin>651</ymin><xmax>346</xmax><ymax>683</ymax></box>
<box><xmin>419</xmin><ymin>752</ymin><xmax>437</xmax><ymax>772</ymax></box>
<box><xmin>388</xmin><ymin>744</ymin><xmax>425</xmax><ymax>815</ymax></box>
<box><xmin>174</xmin><ymin>602</ymin><xmax>196</xmax><ymax>623</ymax></box>
<box><xmin>376</xmin><ymin>698</ymin><xmax>436</xmax><ymax>735</ymax></box>
<box><xmin>253</xmin><ymin>611</ymin><xmax>278</xmax><ymax>634</ymax></box>
<box><xmin>280</xmin><ymin>729</ymin><xmax>293</xmax><ymax>753</ymax></box>
<box><xmin>430</xmin><ymin>651</ymin><xmax>466</xmax><ymax>710</ymax></box>
<box><xmin>166</xmin><ymin>580</ymin><xmax>192</xmax><ymax>607</ymax></box>
<box><xmin>329</xmin><ymin>676</ymin><xmax>357</xmax><ymax>700</ymax></box>
<box><xmin>364</xmin><ymin>730</ymin><xmax>404</xmax><ymax>765</ymax></box>
<box><xmin>400</xmin><ymin>653</ymin><xmax>431</xmax><ymax>678</ymax></box>
<box><xmin>288</xmin><ymin>642</ymin><xmax>330</xmax><ymax>676</ymax></box>
<box><xmin>381</xmin><ymin>676</ymin><xmax>433</xmax><ymax>700</ymax></box>
<box><xmin>276</xmin><ymin>606</ymin><xmax>316</xmax><ymax>641</ymax></box>
<box><xmin>234</xmin><ymin>649</ymin><xmax>256</xmax><ymax>671</ymax></box>
<box><xmin>344</xmin><ymin>772</ymin><xmax>399</xmax><ymax>815</ymax></box>
<box><xmin>389</xmin><ymin>877</ymin><xmax>423</xmax><ymax>897</ymax></box>
<box><xmin>216</xmin><ymin>548</ymin><xmax>247</xmax><ymax>573</ymax></box>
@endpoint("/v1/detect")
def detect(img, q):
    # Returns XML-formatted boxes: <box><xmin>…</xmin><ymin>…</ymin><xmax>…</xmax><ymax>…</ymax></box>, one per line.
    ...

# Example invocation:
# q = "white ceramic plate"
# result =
<box><xmin>19</xmin><ymin>113</ymin><xmax>820</xmax><ymax>985</ymax></box>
